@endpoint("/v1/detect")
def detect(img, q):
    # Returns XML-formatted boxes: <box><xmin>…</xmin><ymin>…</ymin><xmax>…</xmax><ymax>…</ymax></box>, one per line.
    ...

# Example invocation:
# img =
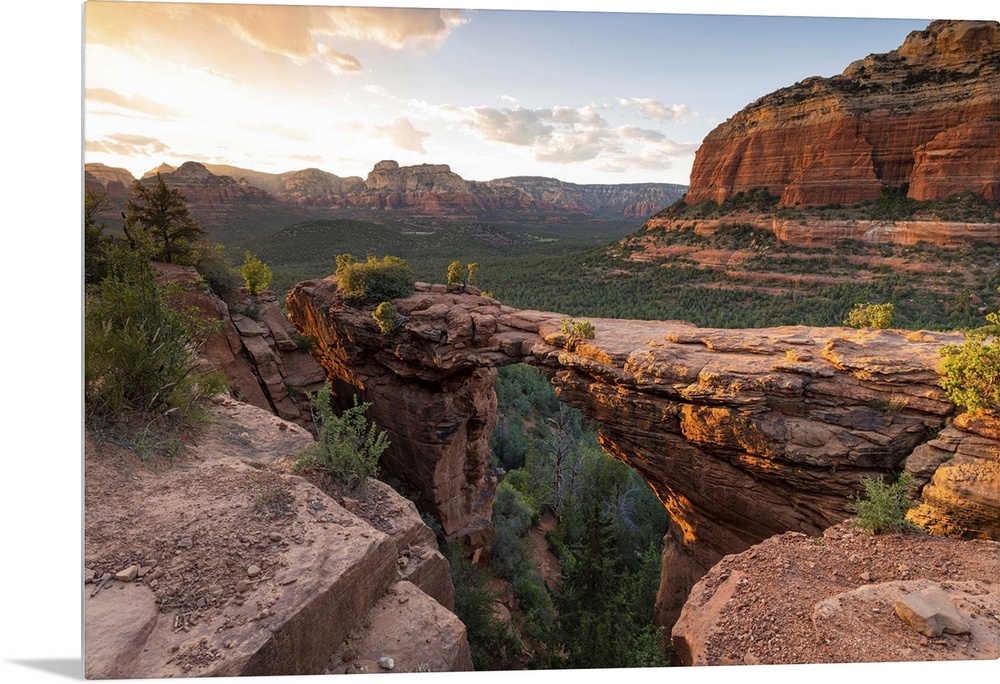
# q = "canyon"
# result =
<box><xmin>83</xmin><ymin>16</ymin><xmax>1000</xmax><ymax>672</ymax></box>
<box><xmin>284</xmin><ymin>279</ymin><xmax>999</xmax><ymax>637</ymax></box>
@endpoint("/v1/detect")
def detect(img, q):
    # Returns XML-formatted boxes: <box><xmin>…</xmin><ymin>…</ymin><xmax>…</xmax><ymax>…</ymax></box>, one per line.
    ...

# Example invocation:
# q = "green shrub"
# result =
<box><xmin>372</xmin><ymin>301</ymin><xmax>400</xmax><ymax>334</ymax></box>
<box><xmin>298</xmin><ymin>382</ymin><xmax>388</xmax><ymax>489</ymax></box>
<box><xmin>939</xmin><ymin>297</ymin><xmax>1000</xmax><ymax>414</ymax></box>
<box><xmin>447</xmin><ymin>260</ymin><xmax>464</xmax><ymax>286</ymax></box>
<box><xmin>850</xmin><ymin>472</ymin><xmax>919</xmax><ymax>534</ymax></box>
<box><xmin>844</xmin><ymin>302</ymin><xmax>894</xmax><ymax>329</ymax></box>
<box><xmin>240</xmin><ymin>251</ymin><xmax>273</xmax><ymax>296</ymax></box>
<box><xmin>444</xmin><ymin>543</ymin><xmax>524</xmax><ymax>670</ymax></box>
<box><xmin>560</xmin><ymin>318</ymin><xmax>596</xmax><ymax>344</ymax></box>
<box><xmin>85</xmin><ymin>245</ymin><xmax>222</xmax><ymax>427</ymax></box>
<box><xmin>193</xmin><ymin>241</ymin><xmax>241</xmax><ymax>303</ymax></box>
<box><xmin>334</xmin><ymin>254</ymin><xmax>415</xmax><ymax>304</ymax></box>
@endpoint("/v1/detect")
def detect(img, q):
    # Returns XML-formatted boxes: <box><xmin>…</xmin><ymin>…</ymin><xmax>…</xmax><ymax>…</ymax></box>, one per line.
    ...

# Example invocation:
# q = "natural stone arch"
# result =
<box><xmin>286</xmin><ymin>278</ymin><xmax>957</xmax><ymax>629</ymax></box>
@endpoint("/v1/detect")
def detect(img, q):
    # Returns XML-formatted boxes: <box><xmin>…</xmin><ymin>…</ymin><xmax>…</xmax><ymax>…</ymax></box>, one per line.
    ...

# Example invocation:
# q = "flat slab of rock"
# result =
<box><xmin>894</xmin><ymin>584</ymin><xmax>972</xmax><ymax>637</ymax></box>
<box><xmin>85</xmin><ymin>402</ymin><xmax>435</xmax><ymax>679</ymax></box>
<box><xmin>326</xmin><ymin>581</ymin><xmax>472</xmax><ymax>674</ymax></box>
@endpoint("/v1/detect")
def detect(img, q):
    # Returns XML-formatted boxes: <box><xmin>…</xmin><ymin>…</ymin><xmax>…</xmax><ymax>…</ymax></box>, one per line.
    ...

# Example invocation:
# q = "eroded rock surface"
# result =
<box><xmin>285</xmin><ymin>279</ymin><xmax>978</xmax><ymax>629</ymax></box>
<box><xmin>906</xmin><ymin>412</ymin><xmax>1000</xmax><ymax>539</ymax></box>
<box><xmin>84</xmin><ymin>399</ymin><xmax>467</xmax><ymax>678</ymax></box>
<box><xmin>671</xmin><ymin>522</ymin><xmax>999</xmax><ymax>665</ymax></box>
<box><xmin>153</xmin><ymin>263</ymin><xmax>326</xmax><ymax>430</ymax></box>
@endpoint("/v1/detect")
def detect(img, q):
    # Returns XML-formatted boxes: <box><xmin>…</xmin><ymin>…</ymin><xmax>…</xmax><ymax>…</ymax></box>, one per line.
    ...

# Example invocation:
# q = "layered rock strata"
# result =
<box><xmin>85</xmin><ymin>159</ymin><xmax>686</xmax><ymax>227</ymax></box>
<box><xmin>905</xmin><ymin>411</ymin><xmax>1000</xmax><ymax>539</ymax></box>
<box><xmin>685</xmin><ymin>20</ymin><xmax>1000</xmax><ymax>207</ymax></box>
<box><xmin>153</xmin><ymin>263</ymin><xmax>326</xmax><ymax>430</ymax></box>
<box><xmin>640</xmin><ymin>213</ymin><xmax>1000</xmax><ymax>249</ymax></box>
<box><xmin>286</xmin><ymin>280</ymin><xmax>977</xmax><ymax>628</ymax></box>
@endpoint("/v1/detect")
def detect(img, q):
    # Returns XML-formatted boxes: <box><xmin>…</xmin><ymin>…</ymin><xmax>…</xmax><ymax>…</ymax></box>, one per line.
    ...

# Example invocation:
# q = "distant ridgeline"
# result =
<box><xmin>83</xmin><ymin>159</ymin><xmax>688</xmax><ymax>232</ymax></box>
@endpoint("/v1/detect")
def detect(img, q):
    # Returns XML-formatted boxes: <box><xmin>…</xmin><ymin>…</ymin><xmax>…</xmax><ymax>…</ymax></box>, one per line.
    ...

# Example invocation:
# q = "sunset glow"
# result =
<box><xmin>83</xmin><ymin>1</ymin><xmax>941</xmax><ymax>185</ymax></box>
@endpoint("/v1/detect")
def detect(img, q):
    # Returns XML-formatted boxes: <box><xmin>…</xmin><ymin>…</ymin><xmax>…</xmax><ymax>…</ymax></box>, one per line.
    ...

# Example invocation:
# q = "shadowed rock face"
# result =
<box><xmin>286</xmin><ymin>280</ymin><xmax>970</xmax><ymax>628</ymax></box>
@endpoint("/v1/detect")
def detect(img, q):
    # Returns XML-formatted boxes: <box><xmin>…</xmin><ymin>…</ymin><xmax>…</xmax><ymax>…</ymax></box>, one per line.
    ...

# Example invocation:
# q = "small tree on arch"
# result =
<box><xmin>447</xmin><ymin>260</ymin><xmax>464</xmax><ymax>287</ymax></box>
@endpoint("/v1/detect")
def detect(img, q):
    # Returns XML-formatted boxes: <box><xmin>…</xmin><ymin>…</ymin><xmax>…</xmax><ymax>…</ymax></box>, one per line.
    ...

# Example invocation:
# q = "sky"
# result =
<box><xmin>3</xmin><ymin>3</ymin><xmax>1000</xmax><ymax>684</ymax></box>
<box><xmin>81</xmin><ymin>1</ymin><xmax>980</xmax><ymax>186</ymax></box>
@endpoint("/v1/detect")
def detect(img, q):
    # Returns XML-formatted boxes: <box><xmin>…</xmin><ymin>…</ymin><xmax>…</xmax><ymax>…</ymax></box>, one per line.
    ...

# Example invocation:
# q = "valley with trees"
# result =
<box><xmin>79</xmin><ymin>12</ymin><xmax>1000</xmax><ymax>679</ymax></box>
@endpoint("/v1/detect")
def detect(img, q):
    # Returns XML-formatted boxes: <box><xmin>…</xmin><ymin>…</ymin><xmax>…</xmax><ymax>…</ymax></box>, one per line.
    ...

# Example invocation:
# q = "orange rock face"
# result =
<box><xmin>685</xmin><ymin>20</ymin><xmax>1000</xmax><ymax>207</ymax></box>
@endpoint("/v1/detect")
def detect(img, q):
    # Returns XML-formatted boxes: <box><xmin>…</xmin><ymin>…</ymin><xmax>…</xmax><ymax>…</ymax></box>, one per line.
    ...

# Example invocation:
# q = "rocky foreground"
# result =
<box><xmin>84</xmin><ymin>399</ymin><xmax>471</xmax><ymax>678</ymax></box>
<box><xmin>672</xmin><ymin>522</ymin><xmax>999</xmax><ymax>665</ymax></box>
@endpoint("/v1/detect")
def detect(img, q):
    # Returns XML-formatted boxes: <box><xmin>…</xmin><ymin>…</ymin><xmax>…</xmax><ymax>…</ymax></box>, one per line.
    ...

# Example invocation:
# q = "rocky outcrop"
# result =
<box><xmin>905</xmin><ymin>412</ymin><xmax>1000</xmax><ymax>539</ymax></box>
<box><xmin>84</xmin><ymin>162</ymin><xmax>135</xmax><ymax>208</ymax></box>
<box><xmin>204</xmin><ymin>164</ymin><xmax>365</xmax><ymax>203</ymax></box>
<box><xmin>284</xmin><ymin>279</ymin><xmax>506</xmax><ymax>555</ymax></box>
<box><xmin>685</xmin><ymin>20</ymin><xmax>1000</xmax><ymax>207</ymax></box>
<box><xmin>670</xmin><ymin>522</ymin><xmax>999</xmax><ymax>665</ymax></box>
<box><xmin>285</xmin><ymin>279</ymin><xmax>976</xmax><ymax>628</ymax></box>
<box><xmin>152</xmin><ymin>263</ymin><xmax>326</xmax><ymax>430</ymax></box>
<box><xmin>84</xmin><ymin>399</ymin><xmax>469</xmax><ymax>678</ymax></box>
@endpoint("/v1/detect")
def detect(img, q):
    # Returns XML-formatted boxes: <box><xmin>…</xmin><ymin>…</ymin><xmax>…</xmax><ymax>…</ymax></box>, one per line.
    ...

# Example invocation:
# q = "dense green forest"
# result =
<box><xmin>445</xmin><ymin>363</ymin><xmax>670</xmax><ymax>669</ymax></box>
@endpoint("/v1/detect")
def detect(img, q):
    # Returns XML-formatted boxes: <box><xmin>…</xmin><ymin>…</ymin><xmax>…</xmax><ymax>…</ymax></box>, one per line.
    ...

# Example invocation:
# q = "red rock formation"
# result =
<box><xmin>685</xmin><ymin>20</ymin><xmax>1000</xmax><ymax>207</ymax></box>
<box><xmin>286</xmin><ymin>280</ymin><xmax>978</xmax><ymax>630</ymax></box>
<box><xmin>153</xmin><ymin>263</ymin><xmax>326</xmax><ymax>430</ymax></box>
<box><xmin>284</xmin><ymin>280</ymin><xmax>511</xmax><ymax>554</ymax></box>
<box><xmin>640</xmin><ymin>212</ymin><xmax>1000</xmax><ymax>249</ymax></box>
<box><xmin>84</xmin><ymin>160</ymin><xmax>686</xmax><ymax>227</ymax></box>
<box><xmin>906</xmin><ymin>411</ymin><xmax>1000</xmax><ymax>539</ymax></box>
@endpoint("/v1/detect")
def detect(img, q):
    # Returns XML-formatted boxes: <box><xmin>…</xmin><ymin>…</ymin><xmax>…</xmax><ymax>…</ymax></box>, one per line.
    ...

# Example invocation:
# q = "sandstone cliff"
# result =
<box><xmin>285</xmin><ymin>279</ymin><xmax>994</xmax><ymax>632</ymax></box>
<box><xmin>685</xmin><ymin>20</ymin><xmax>999</xmax><ymax>207</ymax></box>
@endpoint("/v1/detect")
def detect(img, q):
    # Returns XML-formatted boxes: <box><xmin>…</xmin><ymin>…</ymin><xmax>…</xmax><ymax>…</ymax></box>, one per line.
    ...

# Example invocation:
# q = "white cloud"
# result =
<box><xmin>86</xmin><ymin>5</ymin><xmax>467</xmax><ymax>83</ymax></box>
<box><xmin>376</xmin><ymin>117</ymin><xmax>431</xmax><ymax>153</ymax></box>
<box><xmin>321</xmin><ymin>7</ymin><xmax>469</xmax><ymax>50</ymax></box>
<box><xmin>85</xmin><ymin>88</ymin><xmax>176</xmax><ymax>117</ymax></box>
<box><xmin>397</xmin><ymin>99</ymin><xmax>698</xmax><ymax>173</ymax></box>
<box><xmin>617</xmin><ymin>97</ymin><xmax>692</xmax><ymax>122</ymax></box>
<box><xmin>85</xmin><ymin>133</ymin><xmax>169</xmax><ymax>156</ymax></box>
<box><xmin>316</xmin><ymin>44</ymin><xmax>363</xmax><ymax>73</ymax></box>
<box><xmin>456</xmin><ymin>103</ymin><xmax>694</xmax><ymax>170</ymax></box>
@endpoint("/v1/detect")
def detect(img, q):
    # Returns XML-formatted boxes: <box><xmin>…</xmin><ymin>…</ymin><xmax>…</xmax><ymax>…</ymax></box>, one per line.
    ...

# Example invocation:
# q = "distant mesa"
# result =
<box><xmin>84</xmin><ymin>158</ymin><xmax>687</xmax><ymax>227</ymax></box>
<box><xmin>684</xmin><ymin>19</ymin><xmax>1000</xmax><ymax>208</ymax></box>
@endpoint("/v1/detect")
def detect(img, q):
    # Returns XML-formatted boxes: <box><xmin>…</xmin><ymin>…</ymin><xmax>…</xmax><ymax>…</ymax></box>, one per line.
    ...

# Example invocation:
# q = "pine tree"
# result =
<box><xmin>123</xmin><ymin>173</ymin><xmax>205</xmax><ymax>265</ymax></box>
